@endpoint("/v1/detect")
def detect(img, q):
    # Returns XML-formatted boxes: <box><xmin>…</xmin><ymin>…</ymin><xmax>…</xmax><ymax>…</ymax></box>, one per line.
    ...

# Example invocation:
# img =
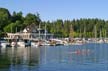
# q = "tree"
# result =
<box><xmin>0</xmin><ymin>8</ymin><xmax>11</xmax><ymax>31</ymax></box>
<box><xmin>24</xmin><ymin>13</ymin><xmax>41</xmax><ymax>26</ymax></box>
<box><xmin>11</xmin><ymin>11</ymin><xmax>23</xmax><ymax>23</ymax></box>
<box><xmin>4</xmin><ymin>22</ymin><xmax>18</xmax><ymax>33</ymax></box>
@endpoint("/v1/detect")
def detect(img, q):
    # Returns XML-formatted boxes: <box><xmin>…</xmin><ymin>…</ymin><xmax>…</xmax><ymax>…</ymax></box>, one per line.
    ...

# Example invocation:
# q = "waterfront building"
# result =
<box><xmin>5</xmin><ymin>24</ymin><xmax>53</xmax><ymax>41</ymax></box>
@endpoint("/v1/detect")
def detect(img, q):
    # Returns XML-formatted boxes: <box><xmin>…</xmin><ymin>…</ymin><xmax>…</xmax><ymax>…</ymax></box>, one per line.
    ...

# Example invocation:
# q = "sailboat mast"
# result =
<box><xmin>94</xmin><ymin>25</ymin><xmax>97</xmax><ymax>39</ymax></box>
<box><xmin>45</xmin><ymin>24</ymin><xmax>46</xmax><ymax>40</ymax></box>
<box><xmin>39</xmin><ymin>23</ymin><xmax>41</xmax><ymax>39</ymax></box>
<box><xmin>100</xmin><ymin>30</ymin><xmax>102</xmax><ymax>39</ymax></box>
<box><xmin>79</xmin><ymin>28</ymin><xmax>81</xmax><ymax>39</ymax></box>
<box><xmin>105</xmin><ymin>30</ymin><xmax>106</xmax><ymax>39</ymax></box>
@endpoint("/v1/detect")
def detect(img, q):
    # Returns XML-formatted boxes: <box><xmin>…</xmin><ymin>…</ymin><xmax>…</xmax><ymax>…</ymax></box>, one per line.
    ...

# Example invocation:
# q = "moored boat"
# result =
<box><xmin>0</xmin><ymin>39</ymin><xmax>10</xmax><ymax>48</ymax></box>
<box><xmin>11</xmin><ymin>41</ymin><xmax>17</xmax><ymax>47</ymax></box>
<box><xmin>31</xmin><ymin>41</ymin><xmax>41</xmax><ymax>47</ymax></box>
<box><xmin>17</xmin><ymin>40</ymin><xmax>25</xmax><ymax>47</ymax></box>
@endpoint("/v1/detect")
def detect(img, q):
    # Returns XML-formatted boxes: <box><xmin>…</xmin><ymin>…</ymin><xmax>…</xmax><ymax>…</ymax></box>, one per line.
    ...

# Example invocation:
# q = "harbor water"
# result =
<box><xmin>0</xmin><ymin>43</ymin><xmax>108</xmax><ymax>71</ymax></box>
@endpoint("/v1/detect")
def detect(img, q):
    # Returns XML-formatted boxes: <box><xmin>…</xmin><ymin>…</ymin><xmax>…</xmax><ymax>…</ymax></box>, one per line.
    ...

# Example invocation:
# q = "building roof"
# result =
<box><xmin>23</xmin><ymin>23</ymin><xmax>48</xmax><ymax>33</ymax></box>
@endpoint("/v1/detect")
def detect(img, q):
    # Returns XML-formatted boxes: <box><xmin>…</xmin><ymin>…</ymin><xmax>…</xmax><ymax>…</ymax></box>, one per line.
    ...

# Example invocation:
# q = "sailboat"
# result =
<box><xmin>42</xmin><ymin>24</ymin><xmax>51</xmax><ymax>46</ymax></box>
<box><xmin>93</xmin><ymin>25</ymin><xmax>97</xmax><ymax>43</ymax></box>
<box><xmin>73</xmin><ymin>27</ymin><xmax>85</xmax><ymax>45</ymax></box>
<box><xmin>31</xmin><ymin>23</ymin><xmax>42</xmax><ymax>47</ymax></box>
<box><xmin>104</xmin><ymin>30</ymin><xmax>108</xmax><ymax>43</ymax></box>
<box><xmin>10</xmin><ymin>27</ymin><xmax>18</xmax><ymax>47</ymax></box>
<box><xmin>97</xmin><ymin>30</ymin><xmax>105</xmax><ymax>43</ymax></box>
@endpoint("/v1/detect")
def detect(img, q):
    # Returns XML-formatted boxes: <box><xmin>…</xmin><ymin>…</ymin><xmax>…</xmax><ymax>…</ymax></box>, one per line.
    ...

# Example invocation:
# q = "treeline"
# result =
<box><xmin>0</xmin><ymin>8</ymin><xmax>108</xmax><ymax>38</ymax></box>
<box><xmin>44</xmin><ymin>19</ymin><xmax>108</xmax><ymax>38</ymax></box>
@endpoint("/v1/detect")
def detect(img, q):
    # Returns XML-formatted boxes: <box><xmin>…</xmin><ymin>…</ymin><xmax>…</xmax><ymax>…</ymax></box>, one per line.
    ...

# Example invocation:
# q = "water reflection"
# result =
<box><xmin>0</xmin><ymin>43</ymin><xmax>108</xmax><ymax>71</ymax></box>
<box><xmin>0</xmin><ymin>47</ymin><xmax>40</xmax><ymax>70</ymax></box>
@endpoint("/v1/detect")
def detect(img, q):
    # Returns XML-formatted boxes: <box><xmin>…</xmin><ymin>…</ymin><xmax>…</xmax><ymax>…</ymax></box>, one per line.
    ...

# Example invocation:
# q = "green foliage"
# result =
<box><xmin>24</xmin><ymin>13</ymin><xmax>40</xmax><ymax>26</ymax></box>
<box><xmin>0</xmin><ymin>8</ymin><xmax>11</xmax><ymax>31</ymax></box>
<box><xmin>44</xmin><ymin>18</ymin><xmax>107</xmax><ymax>38</ymax></box>
<box><xmin>0</xmin><ymin>8</ymin><xmax>108</xmax><ymax>38</ymax></box>
<box><xmin>4</xmin><ymin>23</ymin><xmax>15</xmax><ymax>33</ymax></box>
<box><xmin>4</xmin><ymin>20</ymin><xmax>23</xmax><ymax>33</ymax></box>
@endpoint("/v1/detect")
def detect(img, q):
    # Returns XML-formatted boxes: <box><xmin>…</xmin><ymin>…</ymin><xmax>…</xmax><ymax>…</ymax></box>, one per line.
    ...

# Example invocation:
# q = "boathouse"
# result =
<box><xmin>5</xmin><ymin>24</ymin><xmax>53</xmax><ymax>40</ymax></box>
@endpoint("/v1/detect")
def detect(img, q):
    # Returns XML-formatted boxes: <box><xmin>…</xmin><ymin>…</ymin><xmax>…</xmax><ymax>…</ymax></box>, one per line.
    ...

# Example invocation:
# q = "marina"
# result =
<box><xmin>0</xmin><ymin>1</ymin><xmax>108</xmax><ymax>71</ymax></box>
<box><xmin>0</xmin><ymin>23</ymin><xmax>108</xmax><ymax>71</ymax></box>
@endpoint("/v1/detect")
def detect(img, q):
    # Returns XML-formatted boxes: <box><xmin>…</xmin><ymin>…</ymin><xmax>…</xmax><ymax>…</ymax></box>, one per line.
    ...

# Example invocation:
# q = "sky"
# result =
<box><xmin>0</xmin><ymin>0</ymin><xmax>108</xmax><ymax>21</ymax></box>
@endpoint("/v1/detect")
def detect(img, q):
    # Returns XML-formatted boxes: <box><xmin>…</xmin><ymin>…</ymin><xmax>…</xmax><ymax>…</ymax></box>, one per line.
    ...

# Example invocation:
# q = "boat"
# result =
<box><xmin>0</xmin><ymin>40</ymin><xmax>10</xmax><ymax>48</ymax></box>
<box><xmin>97</xmin><ymin>39</ymin><xmax>105</xmax><ymax>43</ymax></box>
<box><xmin>96</xmin><ymin>30</ymin><xmax>105</xmax><ymax>43</ymax></box>
<box><xmin>31</xmin><ymin>40</ymin><xmax>41</xmax><ymax>47</ymax></box>
<box><xmin>41</xmin><ymin>40</ymin><xmax>51</xmax><ymax>46</ymax></box>
<box><xmin>71</xmin><ymin>39</ymin><xmax>84</xmax><ymax>45</ymax></box>
<box><xmin>11</xmin><ymin>41</ymin><xmax>17</xmax><ymax>47</ymax></box>
<box><xmin>17</xmin><ymin>40</ymin><xmax>25</xmax><ymax>47</ymax></box>
<box><xmin>49</xmin><ymin>39</ymin><xmax>64</xmax><ymax>46</ymax></box>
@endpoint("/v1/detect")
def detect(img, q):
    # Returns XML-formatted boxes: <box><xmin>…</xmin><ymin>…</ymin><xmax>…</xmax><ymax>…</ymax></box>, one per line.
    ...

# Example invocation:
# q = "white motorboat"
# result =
<box><xmin>31</xmin><ymin>41</ymin><xmax>41</xmax><ymax>47</ymax></box>
<box><xmin>0</xmin><ymin>40</ymin><xmax>10</xmax><ymax>48</ymax></box>
<box><xmin>11</xmin><ymin>41</ymin><xmax>17</xmax><ymax>47</ymax></box>
<box><xmin>17</xmin><ymin>41</ymin><xmax>25</xmax><ymax>47</ymax></box>
<box><xmin>41</xmin><ymin>42</ymin><xmax>51</xmax><ymax>46</ymax></box>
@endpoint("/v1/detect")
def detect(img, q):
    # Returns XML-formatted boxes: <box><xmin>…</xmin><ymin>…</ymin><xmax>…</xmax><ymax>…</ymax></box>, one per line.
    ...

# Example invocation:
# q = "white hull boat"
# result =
<box><xmin>0</xmin><ymin>40</ymin><xmax>10</xmax><ymax>48</ymax></box>
<box><xmin>17</xmin><ymin>41</ymin><xmax>25</xmax><ymax>47</ymax></box>
<box><xmin>11</xmin><ymin>42</ymin><xmax>17</xmax><ymax>47</ymax></box>
<box><xmin>31</xmin><ymin>42</ymin><xmax>40</xmax><ymax>48</ymax></box>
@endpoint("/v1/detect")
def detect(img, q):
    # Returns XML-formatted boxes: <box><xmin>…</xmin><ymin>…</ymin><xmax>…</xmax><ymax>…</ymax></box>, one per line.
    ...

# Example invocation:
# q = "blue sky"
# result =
<box><xmin>0</xmin><ymin>0</ymin><xmax>108</xmax><ymax>21</ymax></box>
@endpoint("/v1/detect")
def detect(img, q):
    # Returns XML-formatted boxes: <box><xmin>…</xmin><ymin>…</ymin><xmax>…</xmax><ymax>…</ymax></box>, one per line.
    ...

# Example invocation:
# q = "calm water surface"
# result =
<box><xmin>0</xmin><ymin>43</ymin><xmax>108</xmax><ymax>71</ymax></box>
